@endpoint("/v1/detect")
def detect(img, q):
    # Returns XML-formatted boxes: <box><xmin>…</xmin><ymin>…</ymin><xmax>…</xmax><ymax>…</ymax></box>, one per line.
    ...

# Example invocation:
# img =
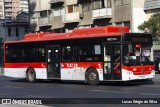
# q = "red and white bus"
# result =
<box><xmin>4</xmin><ymin>26</ymin><xmax>155</xmax><ymax>85</ymax></box>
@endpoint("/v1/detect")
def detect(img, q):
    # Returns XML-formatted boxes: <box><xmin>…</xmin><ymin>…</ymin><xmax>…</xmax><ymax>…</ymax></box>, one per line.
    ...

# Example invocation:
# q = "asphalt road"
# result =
<box><xmin>0</xmin><ymin>74</ymin><xmax>160</xmax><ymax>107</ymax></box>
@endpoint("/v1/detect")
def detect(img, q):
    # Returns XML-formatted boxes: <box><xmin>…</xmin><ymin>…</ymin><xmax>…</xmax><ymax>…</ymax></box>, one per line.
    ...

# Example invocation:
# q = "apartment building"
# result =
<box><xmin>0</xmin><ymin>0</ymin><xmax>4</xmax><ymax>19</ymax></box>
<box><xmin>20</xmin><ymin>0</ymin><xmax>29</xmax><ymax>13</ymax></box>
<box><xmin>144</xmin><ymin>0</ymin><xmax>160</xmax><ymax>20</ymax></box>
<box><xmin>29</xmin><ymin>0</ymin><xmax>146</xmax><ymax>33</ymax></box>
<box><xmin>1</xmin><ymin>0</ymin><xmax>28</xmax><ymax>19</ymax></box>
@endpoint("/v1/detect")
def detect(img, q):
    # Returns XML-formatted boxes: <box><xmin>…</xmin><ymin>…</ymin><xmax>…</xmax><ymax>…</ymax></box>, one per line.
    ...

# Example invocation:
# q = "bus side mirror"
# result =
<box><xmin>128</xmin><ymin>44</ymin><xmax>133</xmax><ymax>53</ymax></box>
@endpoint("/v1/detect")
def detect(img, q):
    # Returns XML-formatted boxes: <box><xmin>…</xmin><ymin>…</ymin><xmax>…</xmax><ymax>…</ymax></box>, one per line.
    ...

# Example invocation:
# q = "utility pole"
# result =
<box><xmin>28</xmin><ymin>0</ymin><xmax>31</xmax><ymax>33</ymax></box>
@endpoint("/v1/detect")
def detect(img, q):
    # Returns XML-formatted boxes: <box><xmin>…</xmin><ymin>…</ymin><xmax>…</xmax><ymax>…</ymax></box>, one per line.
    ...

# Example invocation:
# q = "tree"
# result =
<box><xmin>138</xmin><ymin>13</ymin><xmax>160</xmax><ymax>42</ymax></box>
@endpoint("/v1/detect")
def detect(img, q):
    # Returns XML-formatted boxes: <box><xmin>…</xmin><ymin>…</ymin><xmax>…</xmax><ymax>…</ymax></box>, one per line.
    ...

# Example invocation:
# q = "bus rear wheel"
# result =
<box><xmin>26</xmin><ymin>68</ymin><xmax>36</xmax><ymax>82</ymax></box>
<box><xmin>86</xmin><ymin>68</ymin><xmax>99</xmax><ymax>85</ymax></box>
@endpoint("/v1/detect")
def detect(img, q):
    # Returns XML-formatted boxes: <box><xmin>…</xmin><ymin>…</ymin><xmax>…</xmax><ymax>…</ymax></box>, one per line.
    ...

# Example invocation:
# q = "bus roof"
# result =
<box><xmin>5</xmin><ymin>26</ymin><xmax>129</xmax><ymax>43</ymax></box>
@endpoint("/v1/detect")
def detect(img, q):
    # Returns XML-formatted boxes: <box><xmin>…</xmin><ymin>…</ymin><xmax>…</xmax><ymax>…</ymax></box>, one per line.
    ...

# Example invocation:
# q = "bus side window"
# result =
<box><xmin>62</xmin><ymin>46</ymin><xmax>72</xmax><ymax>62</ymax></box>
<box><xmin>74</xmin><ymin>46</ymin><xmax>83</xmax><ymax>62</ymax></box>
<box><xmin>37</xmin><ymin>48</ymin><xmax>46</xmax><ymax>62</ymax></box>
<box><xmin>84</xmin><ymin>44</ymin><xmax>102</xmax><ymax>62</ymax></box>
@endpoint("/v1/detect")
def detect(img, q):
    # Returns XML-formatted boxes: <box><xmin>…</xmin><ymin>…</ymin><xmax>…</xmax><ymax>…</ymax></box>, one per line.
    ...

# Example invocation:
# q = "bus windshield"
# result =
<box><xmin>122</xmin><ymin>33</ymin><xmax>153</xmax><ymax>66</ymax></box>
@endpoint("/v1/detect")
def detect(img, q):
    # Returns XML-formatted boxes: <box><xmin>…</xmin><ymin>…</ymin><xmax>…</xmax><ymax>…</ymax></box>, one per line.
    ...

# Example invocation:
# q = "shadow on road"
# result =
<box><xmin>6</xmin><ymin>77</ymin><xmax>154</xmax><ymax>87</ymax></box>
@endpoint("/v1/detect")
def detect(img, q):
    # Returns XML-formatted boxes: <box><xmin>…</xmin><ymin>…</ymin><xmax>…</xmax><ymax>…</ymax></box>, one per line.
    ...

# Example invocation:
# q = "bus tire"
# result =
<box><xmin>86</xmin><ymin>68</ymin><xmax>99</xmax><ymax>85</ymax></box>
<box><xmin>26</xmin><ymin>68</ymin><xmax>36</xmax><ymax>83</ymax></box>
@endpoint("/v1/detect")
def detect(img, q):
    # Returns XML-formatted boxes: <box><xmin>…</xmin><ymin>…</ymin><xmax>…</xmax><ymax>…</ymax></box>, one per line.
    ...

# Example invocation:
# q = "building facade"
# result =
<box><xmin>0</xmin><ymin>15</ymin><xmax>29</xmax><ymax>68</ymax></box>
<box><xmin>0</xmin><ymin>0</ymin><xmax>4</xmax><ymax>19</ymax></box>
<box><xmin>29</xmin><ymin>0</ymin><xmax>146</xmax><ymax>33</ymax></box>
<box><xmin>0</xmin><ymin>0</ymin><xmax>29</xmax><ymax>19</ymax></box>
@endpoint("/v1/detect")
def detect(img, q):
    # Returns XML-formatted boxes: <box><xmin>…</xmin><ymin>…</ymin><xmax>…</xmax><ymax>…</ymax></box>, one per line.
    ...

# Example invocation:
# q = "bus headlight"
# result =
<box><xmin>133</xmin><ymin>68</ymin><xmax>137</xmax><ymax>71</ymax></box>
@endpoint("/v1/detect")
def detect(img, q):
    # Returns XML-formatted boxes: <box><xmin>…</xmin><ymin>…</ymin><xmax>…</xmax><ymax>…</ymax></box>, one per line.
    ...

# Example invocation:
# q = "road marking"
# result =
<box><xmin>141</xmin><ymin>85</ymin><xmax>160</xmax><ymax>88</ymax></box>
<box><xmin>90</xmin><ymin>90</ymin><xmax>160</xmax><ymax>96</ymax></box>
<box><xmin>91</xmin><ymin>90</ymin><xmax>131</xmax><ymax>94</ymax></box>
<box><xmin>0</xmin><ymin>93</ymin><xmax>9</xmax><ymax>96</ymax></box>
<box><xmin>139</xmin><ymin>93</ymin><xmax>160</xmax><ymax>96</ymax></box>
<box><xmin>5</xmin><ymin>85</ymin><xmax>22</xmax><ymax>89</ymax></box>
<box><xmin>24</xmin><ymin>95</ymin><xmax>50</xmax><ymax>98</ymax></box>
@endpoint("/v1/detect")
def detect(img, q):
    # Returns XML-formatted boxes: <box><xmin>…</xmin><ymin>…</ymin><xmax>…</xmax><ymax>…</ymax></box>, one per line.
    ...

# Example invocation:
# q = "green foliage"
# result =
<box><xmin>138</xmin><ymin>13</ymin><xmax>160</xmax><ymax>41</ymax></box>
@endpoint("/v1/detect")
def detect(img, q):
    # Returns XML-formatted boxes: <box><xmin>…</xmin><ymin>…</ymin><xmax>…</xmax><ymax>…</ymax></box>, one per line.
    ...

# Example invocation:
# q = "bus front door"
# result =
<box><xmin>103</xmin><ymin>43</ymin><xmax>121</xmax><ymax>80</ymax></box>
<box><xmin>47</xmin><ymin>46</ymin><xmax>61</xmax><ymax>79</ymax></box>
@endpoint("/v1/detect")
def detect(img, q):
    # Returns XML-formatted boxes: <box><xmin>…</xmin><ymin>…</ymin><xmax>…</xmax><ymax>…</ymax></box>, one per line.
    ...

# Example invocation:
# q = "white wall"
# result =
<box><xmin>40</xmin><ymin>0</ymin><xmax>50</xmax><ymax>10</ymax></box>
<box><xmin>132</xmin><ymin>0</ymin><xmax>147</xmax><ymax>32</ymax></box>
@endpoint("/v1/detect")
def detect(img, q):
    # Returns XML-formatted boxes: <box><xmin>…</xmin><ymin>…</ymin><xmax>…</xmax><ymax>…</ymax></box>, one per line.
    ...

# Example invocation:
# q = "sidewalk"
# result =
<box><xmin>0</xmin><ymin>73</ymin><xmax>3</xmax><ymax>76</ymax></box>
<box><xmin>0</xmin><ymin>72</ymin><xmax>3</xmax><ymax>76</ymax></box>
<box><xmin>155</xmin><ymin>74</ymin><xmax>160</xmax><ymax>80</ymax></box>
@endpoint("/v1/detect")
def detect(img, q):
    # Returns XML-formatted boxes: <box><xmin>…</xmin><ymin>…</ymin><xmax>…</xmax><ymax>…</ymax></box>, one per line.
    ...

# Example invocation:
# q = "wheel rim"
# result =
<box><xmin>28</xmin><ymin>71</ymin><xmax>34</xmax><ymax>80</ymax></box>
<box><xmin>89</xmin><ymin>72</ymin><xmax>97</xmax><ymax>81</ymax></box>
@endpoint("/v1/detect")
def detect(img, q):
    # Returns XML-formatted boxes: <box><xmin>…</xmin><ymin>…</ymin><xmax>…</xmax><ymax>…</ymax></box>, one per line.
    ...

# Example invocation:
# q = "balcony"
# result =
<box><xmin>62</xmin><ymin>12</ymin><xmax>80</xmax><ymax>23</ymax></box>
<box><xmin>66</xmin><ymin>0</ymin><xmax>78</xmax><ymax>5</ymax></box>
<box><xmin>5</xmin><ymin>14</ymin><xmax>12</xmax><ymax>17</ymax></box>
<box><xmin>92</xmin><ymin>8</ymin><xmax>112</xmax><ymax>19</ymax></box>
<box><xmin>4</xmin><ymin>0</ymin><xmax>12</xmax><ymax>2</ymax></box>
<box><xmin>5</xmin><ymin>4</ymin><xmax>12</xmax><ymax>7</ymax></box>
<box><xmin>38</xmin><ymin>17</ymin><xmax>53</xmax><ymax>26</ymax></box>
<box><xmin>49</xmin><ymin>0</ymin><xmax>64</xmax><ymax>4</ymax></box>
<box><xmin>5</xmin><ymin>9</ymin><xmax>12</xmax><ymax>12</ymax></box>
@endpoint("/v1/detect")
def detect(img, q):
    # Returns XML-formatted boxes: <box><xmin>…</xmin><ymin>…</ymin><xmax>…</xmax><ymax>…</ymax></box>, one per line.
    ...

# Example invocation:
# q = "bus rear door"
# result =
<box><xmin>47</xmin><ymin>45</ymin><xmax>61</xmax><ymax>79</ymax></box>
<box><xmin>103</xmin><ymin>43</ymin><xmax>121</xmax><ymax>80</ymax></box>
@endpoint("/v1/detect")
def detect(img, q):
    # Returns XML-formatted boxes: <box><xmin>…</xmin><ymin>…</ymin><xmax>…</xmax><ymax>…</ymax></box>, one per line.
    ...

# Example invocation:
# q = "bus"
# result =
<box><xmin>4</xmin><ymin>26</ymin><xmax>155</xmax><ymax>85</ymax></box>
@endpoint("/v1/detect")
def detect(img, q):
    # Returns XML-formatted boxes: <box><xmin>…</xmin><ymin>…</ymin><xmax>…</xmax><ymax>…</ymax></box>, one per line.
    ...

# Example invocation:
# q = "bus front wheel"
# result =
<box><xmin>26</xmin><ymin>68</ymin><xmax>36</xmax><ymax>83</ymax></box>
<box><xmin>86</xmin><ymin>68</ymin><xmax>99</xmax><ymax>85</ymax></box>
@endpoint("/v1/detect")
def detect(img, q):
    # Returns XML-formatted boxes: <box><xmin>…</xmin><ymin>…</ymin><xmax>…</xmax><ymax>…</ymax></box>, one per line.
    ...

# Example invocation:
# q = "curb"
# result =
<box><xmin>0</xmin><ymin>73</ymin><xmax>4</xmax><ymax>76</ymax></box>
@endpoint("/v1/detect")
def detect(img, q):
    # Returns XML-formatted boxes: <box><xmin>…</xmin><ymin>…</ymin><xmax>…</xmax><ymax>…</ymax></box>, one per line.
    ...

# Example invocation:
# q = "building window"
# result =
<box><xmin>115</xmin><ymin>22</ymin><xmax>122</xmax><ymax>26</ymax></box>
<box><xmin>67</xmin><ymin>4</ymin><xmax>79</xmax><ymax>13</ymax></box>
<box><xmin>16</xmin><ymin>28</ymin><xmax>19</xmax><ymax>37</ymax></box>
<box><xmin>8</xmin><ymin>28</ymin><xmax>11</xmax><ymax>36</ymax></box>
<box><xmin>82</xmin><ymin>3</ymin><xmax>91</xmax><ymax>12</ymax></box>
<box><xmin>115</xmin><ymin>0</ymin><xmax>123</xmax><ymax>6</ymax></box>
<box><xmin>107</xmin><ymin>0</ymin><xmax>112</xmax><ymax>8</ymax></box>
<box><xmin>40</xmin><ymin>10</ymin><xmax>47</xmax><ymax>18</ymax></box>
<box><xmin>53</xmin><ymin>8</ymin><xmax>61</xmax><ymax>16</ymax></box>
<box><xmin>24</xmin><ymin>27</ymin><xmax>28</xmax><ymax>34</ymax></box>
<box><xmin>53</xmin><ymin>6</ymin><xmax>65</xmax><ymax>16</ymax></box>
<box><xmin>68</xmin><ymin>5</ymin><xmax>73</xmax><ymax>13</ymax></box>
<box><xmin>92</xmin><ymin>0</ymin><xmax>105</xmax><ymax>10</ymax></box>
<box><xmin>123</xmin><ymin>0</ymin><xmax>130</xmax><ymax>5</ymax></box>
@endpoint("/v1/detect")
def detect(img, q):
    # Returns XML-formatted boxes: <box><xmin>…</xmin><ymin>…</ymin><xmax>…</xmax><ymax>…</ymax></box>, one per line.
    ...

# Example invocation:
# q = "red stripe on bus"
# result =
<box><xmin>122</xmin><ymin>65</ymin><xmax>154</xmax><ymax>75</ymax></box>
<box><xmin>4</xmin><ymin>63</ymin><xmax>47</xmax><ymax>68</ymax></box>
<box><xmin>4</xmin><ymin>62</ymin><xmax>103</xmax><ymax>69</ymax></box>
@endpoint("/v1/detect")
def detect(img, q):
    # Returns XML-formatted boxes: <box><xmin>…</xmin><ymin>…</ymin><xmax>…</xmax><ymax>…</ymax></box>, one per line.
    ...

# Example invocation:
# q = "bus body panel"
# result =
<box><xmin>4</xmin><ymin>68</ymin><xmax>48</xmax><ymax>79</ymax></box>
<box><xmin>4</xmin><ymin>62</ymin><xmax>104</xmax><ymax>81</ymax></box>
<box><xmin>121</xmin><ymin>69</ymin><xmax>155</xmax><ymax>81</ymax></box>
<box><xmin>4</xmin><ymin>63</ymin><xmax>48</xmax><ymax>79</ymax></box>
<box><xmin>61</xmin><ymin>62</ymin><xmax>103</xmax><ymax>81</ymax></box>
